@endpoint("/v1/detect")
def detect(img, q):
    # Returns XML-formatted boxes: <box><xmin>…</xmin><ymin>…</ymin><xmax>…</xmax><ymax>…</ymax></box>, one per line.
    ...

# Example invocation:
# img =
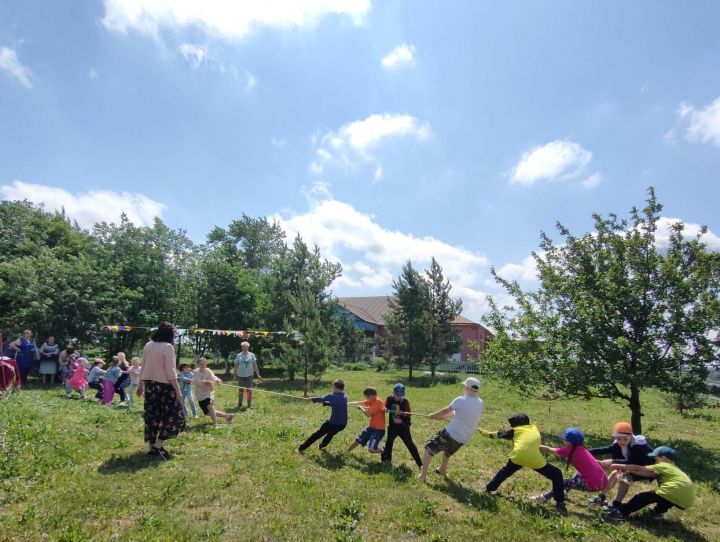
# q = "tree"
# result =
<box><xmin>425</xmin><ymin>258</ymin><xmax>462</xmax><ymax>376</ymax></box>
<box><xmin>386</xmin><ymin>261</ymin><xmax>432</xmax><ymax>379</ymax></box>
<box><xmin>207</xmin><ymin>214</ymin><xmax>285</xmax><ymax>273</ymax></box>
<box><xmin>266</xmin><ymin>235</ymin><xmax>342</xmax><ymax>381</ymax></box>
<box><xmin>483</xmin><ymin>188</ymin><xmax>720</xmax><ymax>434</ymax></box>
<box><xmin>337</xmin><ymin>313</ymin><xmax>373</xmax><ymax>363</ymax></box>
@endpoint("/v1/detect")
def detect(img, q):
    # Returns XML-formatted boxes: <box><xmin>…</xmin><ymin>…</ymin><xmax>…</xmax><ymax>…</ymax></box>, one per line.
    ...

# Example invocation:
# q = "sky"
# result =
<box><xmin>1</xmin><ymin>1</ymin><xmax>720</xmax><ymax>321</ymax></box>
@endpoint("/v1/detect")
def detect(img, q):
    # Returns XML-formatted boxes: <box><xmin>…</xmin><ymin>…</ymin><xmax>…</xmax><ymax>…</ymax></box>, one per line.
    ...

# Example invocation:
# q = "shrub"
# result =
<box><xmin>341</xmin><ymin>362</ymin><xmax>368</xmax><ymax>372</ymax></box>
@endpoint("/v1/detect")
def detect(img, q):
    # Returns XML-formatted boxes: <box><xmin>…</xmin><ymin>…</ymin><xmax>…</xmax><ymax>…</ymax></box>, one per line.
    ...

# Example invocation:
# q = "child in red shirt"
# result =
<box><xmin>348</xmin><ymin>387</ymin><xmax>386</xmax><ymax>453</ymax></box>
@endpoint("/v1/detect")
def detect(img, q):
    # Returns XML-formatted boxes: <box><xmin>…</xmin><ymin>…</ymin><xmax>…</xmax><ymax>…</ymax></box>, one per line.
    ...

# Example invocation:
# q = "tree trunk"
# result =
<box><xmin>629</xmin><ymin>384</ymin><xmax>643</xmax><ymax>435</ymax></box>
<box><xmin>408</xmin><ymin>364</ymin><xmax>413</xmax><ymax>380</ymax></box>
<box><xmin>303</xmin><ymin>357</ymin><xmax>309</xmax><ymax>397</ymax></box>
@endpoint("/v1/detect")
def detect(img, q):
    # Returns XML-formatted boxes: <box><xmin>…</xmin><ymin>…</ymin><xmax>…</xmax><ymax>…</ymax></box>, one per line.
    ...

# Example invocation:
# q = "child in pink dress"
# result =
<box><xmin>68</xmin><ymin>363</ymin><xmax>88</xmax><ymax>399</ymax></box>
<box><xmin>534</xmin><ymin>427</ymin><xmax>609</xmax><ymax>502</ymax></box>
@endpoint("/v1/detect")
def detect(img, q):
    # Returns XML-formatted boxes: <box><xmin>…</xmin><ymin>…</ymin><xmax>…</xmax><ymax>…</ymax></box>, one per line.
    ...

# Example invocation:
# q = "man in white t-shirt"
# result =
<box><xmin>419</xmin><ymin>377</ymin><xmax>484</xmax><ymax>482</ymax></box>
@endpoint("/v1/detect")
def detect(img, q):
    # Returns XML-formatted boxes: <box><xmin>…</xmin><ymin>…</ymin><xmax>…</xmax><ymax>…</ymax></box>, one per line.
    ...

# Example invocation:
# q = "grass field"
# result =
<box><xmin>1</xmin><ymin>368</ymin><xmax>718</xmax><ymax>542</ymax></box>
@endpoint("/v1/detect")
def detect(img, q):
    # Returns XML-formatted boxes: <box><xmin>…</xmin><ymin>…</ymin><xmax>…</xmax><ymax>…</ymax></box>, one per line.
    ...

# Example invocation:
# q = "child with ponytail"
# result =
<box><xmin>533</xmin><ymin>428</ymin><xmax>608</xmax><ymax>502</ymax></box>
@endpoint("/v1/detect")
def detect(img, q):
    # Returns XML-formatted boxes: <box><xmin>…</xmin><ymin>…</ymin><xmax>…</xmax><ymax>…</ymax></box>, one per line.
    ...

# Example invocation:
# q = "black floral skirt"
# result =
<box><xmin>143</xmin><ymin>381</ymin><xmax>187</xmax><ymax>443</ymax></box>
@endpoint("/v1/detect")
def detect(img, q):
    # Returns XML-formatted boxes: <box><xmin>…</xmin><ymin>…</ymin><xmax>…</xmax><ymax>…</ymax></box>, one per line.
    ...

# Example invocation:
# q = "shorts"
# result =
<box><xmin>425</xmin><ymin>429</ymin><xmax>464</xmax><ymax>458</ymax></box>
<box><xmin>356</xmin><ymin>427</ymin><xmax>385</xmax><ymax>449</ymax></box>
<box><xmin>199</xmin><ymin>397</ymin><xmax>213</xmax><ymax>415</ymax></box>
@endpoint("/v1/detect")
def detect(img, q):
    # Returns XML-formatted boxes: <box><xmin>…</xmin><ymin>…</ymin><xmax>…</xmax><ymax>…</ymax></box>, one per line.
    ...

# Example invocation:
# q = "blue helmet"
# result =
<box><xmin>562</xmin><ymin>427</ymin><xmax>585</xmax><ymax>445</ymax></box>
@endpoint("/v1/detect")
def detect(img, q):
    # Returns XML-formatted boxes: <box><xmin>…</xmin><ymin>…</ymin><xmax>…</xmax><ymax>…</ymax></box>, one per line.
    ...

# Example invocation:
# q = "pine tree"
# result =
<box><xmin>425</xmin><ymin>258</ymin><xmax>462</xmax><ymax>376</ymax></box>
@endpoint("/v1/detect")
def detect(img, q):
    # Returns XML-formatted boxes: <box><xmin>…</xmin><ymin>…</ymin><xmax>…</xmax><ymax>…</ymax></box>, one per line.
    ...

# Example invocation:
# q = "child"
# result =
<box><xmin>481</xmin><ymin>413</ymin><xmax>567</xmax><ymax>513</ymax></box>
<box><xmin>60</xmin><ymin>355</ymin><xmax>79</xmax><ymax>398</ymax></box>
<box><xmin>588</xmin><ymin>421</ymin><xmax>653</xmax><ymax>509</ymax></box>
<box><xmin>115</xmin><ymin>352</ymin><xmax>130</xmax><ymax>401</ymax></box>
<box><xmin>419</xmin><ymin>377</ymin><xmax>484</xmax><ymax>482</ymax></box>
<box><xmin>533</xmin><ymin>427</ymin><xmax>608</xmax><ymax>502</ymax></box>
<box><xmin>103</xmin><ymin>357</ymin><xmax>126</xmax><ymax>405</ymax></box>
<box><xmin>127</xmin><ymin>357</ymin><xmax>142</xmax><ymax>407</ymax></box>
<box><xmin>193</xmin><ymin>357</ymin><xmax>233</xmax><ymax>427</ymax></box>
<box><xmin>67</xmin><ymin>361</ymin><xmax>88</xmax><ymax>399</ymax></box>
<box><xmin>178</xmin><ymin>363</ymin><xmax>197</xmax><ymax>419</ymax></box>
<box><xmin>87</xmin><ymin>359</ymin><xmax>106</xmax><ymax>400</ymax></box>
<box><xmin>607</xmin><ymin>446</ymin><xmax>695</xmax><ymax>521</ymax></box>
<box><xmin>297</xmin><ymin>379</ymin><xmax>348</xmax><ymax>452</ymax></box>
<box><xmin>380</xmin><ymin>383</ymin><xmax>422</xmax><ymax>469</ymax></box>
<box><xmin>348</xmin><ymin>387</ymin><xmax>386</xmax><ymax>454</ymax></box>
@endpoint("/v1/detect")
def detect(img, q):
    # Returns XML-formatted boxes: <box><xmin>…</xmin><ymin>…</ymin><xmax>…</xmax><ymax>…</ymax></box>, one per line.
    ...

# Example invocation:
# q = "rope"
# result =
<box><xmin>216</xmin><ymin>381</ymin><xmax>438</xmax><ymax>419</ymax></box>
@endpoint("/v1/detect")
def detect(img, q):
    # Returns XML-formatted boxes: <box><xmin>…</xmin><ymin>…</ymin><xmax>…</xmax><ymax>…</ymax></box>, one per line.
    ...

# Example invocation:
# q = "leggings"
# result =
<box><xmin>486</xmin><ymin>460</ymin><xmax>565</xmax><ymax>503</ymax></box>
<box><xmin>299</xmin><ymin>422</ymin><xmax>346</xmax><ymax>451</ymax></box>
<box><xmin>619</xmin><ymin>491</ymin><xmax>677</xmax><ymax>516</ymax></box>
<box><xmin>381</xmin><ymin>423</ymin><xmax>422</xmax><ymax>467</ymax></box>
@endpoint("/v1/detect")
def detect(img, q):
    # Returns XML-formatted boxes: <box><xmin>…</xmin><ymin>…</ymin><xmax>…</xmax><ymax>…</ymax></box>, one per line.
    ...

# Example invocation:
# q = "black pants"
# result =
<box><xmin>620</xmin><ymin>491</ymin><xmax>676</xmax><ymax>516</ymax></box>
<box><xmin>486</xmin><ymin>460</ymin><xmax>565</xmax><ymax>503</ymax></box>
<box><xmin>89</xmin><ymin>381</ymin><xmax>103</xmax><ymax>399</ymax></box>
<box><xmin>299</xmin><ymin>422</ymin><xmax>346</xmax><ymax>451</ymax></box>
<box><xmin>381</xmin><ymin>423</ymin><xmax>422</xmax><ymax>467</ymax></box>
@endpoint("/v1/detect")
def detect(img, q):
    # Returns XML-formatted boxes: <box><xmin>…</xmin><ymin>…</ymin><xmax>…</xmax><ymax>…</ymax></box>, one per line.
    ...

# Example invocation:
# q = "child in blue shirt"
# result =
<box><xmin>297</xmin><ymin>380</ymin><xmax>348</xmax><ymax>453</ymax></box>
<box><xmin>178</xmin><ymin>363</ymin><xmax>197</xmax><ymax>419</ymax></box>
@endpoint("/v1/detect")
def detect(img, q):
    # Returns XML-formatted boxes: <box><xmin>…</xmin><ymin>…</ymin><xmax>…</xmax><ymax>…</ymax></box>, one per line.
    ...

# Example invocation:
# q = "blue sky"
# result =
<box><xmin>1</xmin><ymin>1</ymin><xmax>719</xmax><ymax>320</ymax></box>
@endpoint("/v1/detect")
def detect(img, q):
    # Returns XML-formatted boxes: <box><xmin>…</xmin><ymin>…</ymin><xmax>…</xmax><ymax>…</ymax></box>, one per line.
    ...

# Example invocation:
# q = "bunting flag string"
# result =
<box><xmin>99</xmin><ymin>325</ymin><xmax>300</xmax><ymax>340</ymax></box>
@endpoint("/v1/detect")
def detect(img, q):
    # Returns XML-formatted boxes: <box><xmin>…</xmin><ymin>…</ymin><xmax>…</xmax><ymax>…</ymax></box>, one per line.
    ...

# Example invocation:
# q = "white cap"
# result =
<box><xmin>463</xmin><ymin>377</ymin><xmax>481</xmax><ymax>390</ymax></box>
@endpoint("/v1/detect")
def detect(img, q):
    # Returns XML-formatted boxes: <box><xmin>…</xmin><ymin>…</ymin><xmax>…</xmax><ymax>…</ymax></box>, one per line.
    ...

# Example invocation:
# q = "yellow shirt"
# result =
<box><xmin>650</xmin><ymin>462</ymin><xmax>695</xmax><ymax>509</ymax></box>
<box><xmin>509</xmin><ymin>425</ymin><xmax>546</xmax><ymax>469</ymax></box>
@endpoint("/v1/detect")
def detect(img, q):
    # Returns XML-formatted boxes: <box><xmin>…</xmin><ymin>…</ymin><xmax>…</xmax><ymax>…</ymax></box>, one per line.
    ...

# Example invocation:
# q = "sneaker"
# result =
<box><xmin>530</xmin><ymin>494</ymin><xmax>550</xmax><ymax>502</ymax></box>
<box><xmin>226</xmin><ymin>414</ymin><xmax>234</xmax><ymax>424</ymax></box>
<box><xmin>588</xmin><ymin>495</ymin><xmax>606</xmax><ymax>505</ymax></box>
<box><xmin>650</xmin><ymin>509</ymin><xmax>665</xmax><ymax>519</ymax></box>
<box><xmin>555</xmin><ymin>502</ymin><xmax>568</xmax><ymax>515</ymax></box>
<box><xmin>606</xmin><ymin>508</ymin><xmax>626</xmax><ymax>522</ymax></box>
<box><xmin>296</xmin><ymin>447</ymin><xmax>304</xmax><ymax>454</ymax></box>
<box><xmin>118</xmin><ymin>401</ymin><xmax>127</xmax><ymax>407</ymax></box>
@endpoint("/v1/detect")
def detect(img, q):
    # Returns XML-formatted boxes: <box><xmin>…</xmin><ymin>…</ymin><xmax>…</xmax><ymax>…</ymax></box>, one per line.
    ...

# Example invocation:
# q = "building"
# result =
<box><xmin>337</xmin><ymin>296</ymin><xmax>493</xmax><ymax>363</ymax></box>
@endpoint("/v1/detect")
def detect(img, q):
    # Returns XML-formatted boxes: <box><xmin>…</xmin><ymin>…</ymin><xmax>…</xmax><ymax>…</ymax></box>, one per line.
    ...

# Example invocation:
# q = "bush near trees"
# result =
<box><xmin>483</xmin><ymin>188</ymin><xmax>720</xmax><ymax>434</ymax></box>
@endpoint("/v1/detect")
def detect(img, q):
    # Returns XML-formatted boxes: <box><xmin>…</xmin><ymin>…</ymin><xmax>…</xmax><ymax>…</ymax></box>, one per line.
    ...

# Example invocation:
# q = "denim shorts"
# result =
<box><xmin>356</xmin><ymin>427</ymin><xmax>385</xmax><ymax>449</ymax></box>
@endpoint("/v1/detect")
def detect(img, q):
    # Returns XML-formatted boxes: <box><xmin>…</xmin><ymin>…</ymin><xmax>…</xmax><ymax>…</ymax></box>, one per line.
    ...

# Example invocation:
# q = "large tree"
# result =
<box><xmin>483</xmin><ymin>188</ymin><xmax>720</xmax><ymax>434</ymax></box>
<box><xmin>386</xmin><ymin>261</ymin><xmax>432</xmax><ymax>379</ymax></box>
<box><xmin>266</xmin><ymin>235</ymin><xmax>341</xmax><ymax>381</ymax></box>
<box><xmin>425</xmin><ymin>257</ymin><xmax>462</xmax><ymax>376</ymax></box>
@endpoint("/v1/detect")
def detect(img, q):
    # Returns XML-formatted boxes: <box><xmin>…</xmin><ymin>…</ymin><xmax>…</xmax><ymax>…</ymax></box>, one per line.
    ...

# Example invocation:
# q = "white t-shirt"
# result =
<box><xmin>445</xmin><ymin>395</ymin><xmax>484</xmax><ymax>444</ymax></box>
<box><xmin>193</xmin><ymin>368</ymin><xmax>219</xmax><ymax>401</ymax></box>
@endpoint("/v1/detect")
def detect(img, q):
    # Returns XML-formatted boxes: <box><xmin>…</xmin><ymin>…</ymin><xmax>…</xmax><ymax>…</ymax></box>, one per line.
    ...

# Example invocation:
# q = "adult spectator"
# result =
<box><xmin>39</xmin><ymin>336</ymin><xmax>60</xmax><ymax>384</ymax></box>
<box><xmin>137</xmin><ymin>322</ymin><xmax>186</xmax><ymax>459</ymax></box>
<box><xmin>9</xmin><ymin>330</ymin><xmax>37</xmax><ymax>385</ymax></box>
<box><xmin>233</xmin><ymin>341</ymin><xmax>262</xmax><ymax>409</ymax></box>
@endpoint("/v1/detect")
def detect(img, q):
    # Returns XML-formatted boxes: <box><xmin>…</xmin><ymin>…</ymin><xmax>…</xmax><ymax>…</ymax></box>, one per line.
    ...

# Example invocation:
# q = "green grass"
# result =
<box><xmin>1</xmin><ymin>369</ymin><xmax>718</xmax><ymax>541</ymax></box>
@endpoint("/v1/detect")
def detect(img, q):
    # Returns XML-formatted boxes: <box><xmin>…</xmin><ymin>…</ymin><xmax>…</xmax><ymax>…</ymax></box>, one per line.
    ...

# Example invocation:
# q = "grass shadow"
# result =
<box><xmin>620</xmin><ymin>513</ymin><xmax>709</xmax><ymax>542</ymax></box>
<box><xmin>309</xmin><ymin>450</ymin><xmax>346</xmax><ymax>470</ymax></box>
<box><xmin>97</xmin><ymin>450</ymin><xmax>166</xmax><ymax>474</ymax></box>
<box><xmin>432</xmin><ymin>478</ymin><xmax>500</xmax><ymax>512</ymax></box>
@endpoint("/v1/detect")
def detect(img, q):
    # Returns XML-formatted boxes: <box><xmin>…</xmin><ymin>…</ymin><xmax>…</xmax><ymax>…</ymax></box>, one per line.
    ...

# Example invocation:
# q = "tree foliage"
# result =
<box><xmin>483</xmin><ymin>188</ymin><xmax>720</xmax><ymax>433</ymax></box>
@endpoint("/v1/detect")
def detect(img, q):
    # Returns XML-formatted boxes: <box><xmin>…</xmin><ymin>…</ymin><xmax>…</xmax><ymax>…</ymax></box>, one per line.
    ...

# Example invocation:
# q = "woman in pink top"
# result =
<box><xmin>137</xmin><ymin>322</ymin><xmax>186</xmax><ymax>459</ymax></box>
<box><xmin>534</xmin><ymin>427</ymin><xmax>609</xmax><ymax>502</ymax></box>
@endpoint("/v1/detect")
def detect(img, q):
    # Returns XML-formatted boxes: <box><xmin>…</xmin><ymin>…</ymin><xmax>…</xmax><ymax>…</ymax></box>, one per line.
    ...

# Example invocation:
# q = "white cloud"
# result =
<box><xmin>178</xmin><ymin>43</ymin><xmax>208</xmax><ymax>66</ymax></box>
<box><xmin>102</xmin><ymin>0</ymin><xmax>371</xmax><ymax>40</ymax></box>
<box><xmin>245</xmin><ymin>71</ymin><xmax>257</xmax><ymax>92</ymax></box>
<box><xmin>0</xmin><ymin>46</ymin><xmax>33</xmax><ymax>89</ymax></box>
<box><xmin>373</xmin><ymin>165</ymin><xmax>384</xmax><ymax>183</ymax></box>
<box><xmin>0</xmin><ymin>180</ymin><xmax>166</xmax><ymax>228</ymax></box>
<box><xmin>494</xmin><ymin>255</ymin><xmax>539</xmax><ymax>284</ymax></box>
<box><xmin>88</xmin><ymin>67</ymin><xmax>99</xmax><ymax>79</ymax></box>
<box><xmin>272</xmin><ymin>192</ymin><xmax>489</xmax><ymax>315</ymax></box>
<box><xmin>678</xmin><ymin>97</ymin><xmax>720</xmax><ymax>148</ymax></box>
<box><xmin>510</xmin><ymin>139</ymin><xmax>593</xmax><ymax>186</ymax></box>
<box><xmin>310</xmin><ymin>113</ymin><xmax>430</xmax><ymax>175</ymax></box>
<box><xmin>271</xmin><ymin>137</ymin><xmax>287</xmax><ymax>148</ymax></box>
<box><xmin>581</xmin><ymin>172</ymin><xmax>602</xmax><ymax>189</ymax></box>
<box><xmin>381</xmin><ymin>43</ymin><xmax>416</xmax><ymax>69</ymax></box>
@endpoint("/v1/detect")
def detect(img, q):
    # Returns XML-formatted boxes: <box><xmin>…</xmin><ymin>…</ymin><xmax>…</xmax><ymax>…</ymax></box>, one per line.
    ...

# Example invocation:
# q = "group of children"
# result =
<box><xmin>59</xmin><ymin>350</ymin><xmax>143</xmax><ymax>406</ymax></box>
<box><xmin>297</xmin><ymin>377</ymin><xmax>696</xmax><ymax>522</ymax></box>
